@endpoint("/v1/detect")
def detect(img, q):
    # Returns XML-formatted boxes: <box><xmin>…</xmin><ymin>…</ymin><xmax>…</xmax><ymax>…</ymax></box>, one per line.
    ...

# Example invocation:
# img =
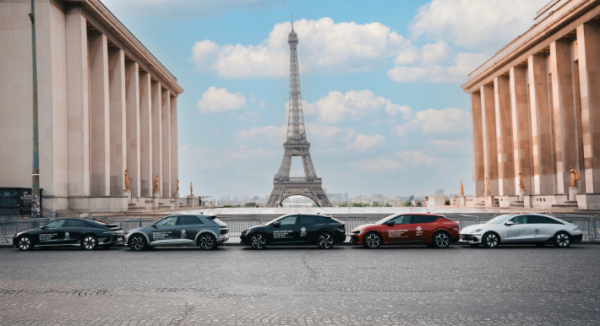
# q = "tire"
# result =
<box><xmin>17</xmin><ymin>235</ymin><xmax>34</xmax><ymax>251</ymax></box>
<box><xmin>129</xmin><ymin>234</ymin><xmax>147</xmax><ymax>251</ymax></box>
<box><xmin>82</xmin><ymin>235</ymin><xmax>98</xmax><ymax>250</ymax></box>
<box><xmin>482</xmin><ymin>232</ymin><xmax>500</xmax><ymax>248</ymax></box>
<box><xmin>432</xmin><ymin>231</ymin><xmax>451</xmax><ymax>248</ymax></box>
<box><xmin>197</xmin><ymin>233</ymin><xmax>217</xmax><ymax>250</ymax></box>
<box><xmin>363</xmin><ymin>232</ymin><xmax>382</xmax><ymax>249</ymax></box>
<box><xmin>317</xmin><ymin>232</ymin><xmax>334</xmax><ymax>249</ymax></box>
<box><xmin>249</xmin><ymin>233</ymin><xmax>267</xmax><ymax>250</ymax></box>
<box><xmin>553</xmin><ymin>232</ymin><xmax>572</xmax><ymax>248</ymax></box>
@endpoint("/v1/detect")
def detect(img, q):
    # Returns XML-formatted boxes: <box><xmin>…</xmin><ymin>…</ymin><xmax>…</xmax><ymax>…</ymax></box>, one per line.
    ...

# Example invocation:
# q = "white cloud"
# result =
<box><xmin>196</xmin><ymin>87</ymin><xmax>246</xmax><ymax>114</ymax></box>
<box><xmin>397</xmin><ymin>150</ymin><xmax>438</xmax><ymax>167</ymax></box>
<box><xmin>351</xmin><ymin>134</ymin><xmax>386</xmax><ymax>153</ymax></box>
<box><xmin>102</xmin><ymin>0</ymin><xmax>285</xmax><ymax>19</ymax></box>
<box><xmin>304</xmin><ymin>89</ymin><xmax>412</xmax><ymax>123</ymax></box>
<box><xmin>238</xmin><ymin>125</ymin><xmax>286</xmax><ymax>141</ymax></box>
<box><xmin>392</xmin><ymin>107</ymin><xmax>470</xmax><ymax>136</ymax></box>
<box><xmin>352</xmin><ymin>158</ymin><xmax>401</xmax><ymax>174</ymax></box>
<box><xmin>192</xmin><ymin>18</ymin><xmax>411</xmax><ymax>78</ymax></box>
<box><xmin>388</xmin><ymin>52</ymin><xmax>488</xmax><ymax>83</ymax></box>
<box><xmin>431</xmin><ymin>139</ymin><xmax>470</xmax><ymax>153</ymax></box>
<box><xmin>410</xmin><ymin>0</ymin><xmax>548</xmax><ymax>51</ymax></box>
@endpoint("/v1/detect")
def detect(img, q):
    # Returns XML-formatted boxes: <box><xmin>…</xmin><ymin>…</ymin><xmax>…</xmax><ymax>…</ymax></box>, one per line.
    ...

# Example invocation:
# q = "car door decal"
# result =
<box><xmin>153</xmin><ymin>231</ymin><xmax>172</xmax><ymax>240</ymax></box>
<box><xmin>388</xmin><ymin>229</ymin><xmax>408</xmax><ymax>238</ymax></box>
<box><xmin>273</xmin><ymin>229</ymin><xmax>293</xmax><ymax>239</ymax></box>
<box><xmin>416</xmin><ymin>226</ymin><xmax>423</xmax><ymax>237</ymax></box>
<box><xmin>39</xmin><ymin>233</ymin><xmax>58</xmax><ymax>241</ymax></box>
<box><xmin>65</xmin><ymin>232</ymin><xmax>70</xmax><ymax>240</ymax></box>
<box><xmin>181</xmin><ymin>229</ymin><xmax>186</xmax><ymax>239</ymax></box>
<box><xmin>300</xmin><ymin>227</ymin><xmax>307</xmax><ymax>237</ymax></box>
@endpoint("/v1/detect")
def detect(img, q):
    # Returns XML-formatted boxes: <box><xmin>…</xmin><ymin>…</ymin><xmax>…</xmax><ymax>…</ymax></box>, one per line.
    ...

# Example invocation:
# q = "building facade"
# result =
<box><xmin>463</xmin><ymin>0</ymin><xmax>600</xmax><ymax>210</ymax></box>
<box><xmin>0</xmin><ymin>0</ymin><xmax>184</xmax><ymax>216</ymax></box>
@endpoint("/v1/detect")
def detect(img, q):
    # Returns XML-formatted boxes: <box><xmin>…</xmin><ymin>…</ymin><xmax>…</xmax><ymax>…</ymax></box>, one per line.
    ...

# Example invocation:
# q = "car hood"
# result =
<box><xmin>460</xmin><ymin>224</ymin><xmax>489</xmax><ymax>233</ymax></box>
<box><xmin>352</xmin><ymin>223</ymin><xmax>378</xmax><ymax>231</ymax></box>
<box><xmin>15</xmin><ymin>227</ymin><xmax>42</xmax><ymax>236</ymax></box>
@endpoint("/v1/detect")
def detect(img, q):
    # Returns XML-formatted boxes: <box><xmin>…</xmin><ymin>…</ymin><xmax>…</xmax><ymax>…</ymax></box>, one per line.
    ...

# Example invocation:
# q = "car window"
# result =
<box><xmin>45</xmin><ymin>220</ymin><xmax>67</xmax><ymax>228</ymax></box>
<box><xmin>155</xmin><ymin>216</ymin><xmax>178</xmax><ymax>227</ymax></box>
<box><xmin>299</xmin><ymin>215</ymin><xmax>318</xmax><ymax>225</ymax></box>
<box><xmin>279</xmin><ymin>215</ymin><xmax>297</xmax><ymax>225</ymax></box>
<box><xmin>528</xmin><ymin>215</ymin><xmax>563</xmax><ymax>224</ymax></box>
<box><xmin>511</xmin><ymin>215</ymin><xmax>528</xmax><ymax>225</ymax></box>
<box><xmin>178</xmin><ymin>216</ymin><xmax>202</xmax><ymax>225</ymax></box>
<box><xmin>411</xmin><ymin>215</ymin><xmax>438</xmax><ymax>223</ymax></box>
<box><xmin>66</xmin><ymin>220</ymin><xmax>89</xmax><ymax>228</ymax></box>
<box><xmin>392</xmin><ymin>215</ymin><xmax>411</xmax><ymax>225</ymax></box>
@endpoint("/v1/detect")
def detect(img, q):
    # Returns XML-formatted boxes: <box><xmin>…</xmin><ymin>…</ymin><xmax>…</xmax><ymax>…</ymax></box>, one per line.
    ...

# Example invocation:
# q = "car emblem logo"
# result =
<box><xmin>535</xmin><ymin>229</ymin><xmax>539</xmax><ymax>234</ymax></box>
<box><xmin>416</xmin><ymin>226</ymin><xmax>422</xmax><ymax>231</ymax></box>
<box><xmin>181</xmin><ymin>229</ymin><xmax>186</xmax><ymax>238</ymax></box>
<box><xmin>65</xmin><ymin>232</ymin><xmax>70</xmax><ymax>240</ymax></box>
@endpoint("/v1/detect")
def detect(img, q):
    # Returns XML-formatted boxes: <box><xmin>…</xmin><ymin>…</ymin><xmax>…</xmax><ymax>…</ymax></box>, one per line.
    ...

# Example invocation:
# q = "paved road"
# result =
<box><xmin>0</xmin><ymin>244</ymin><xmax>599</xmax><ymax>326</ymax></box>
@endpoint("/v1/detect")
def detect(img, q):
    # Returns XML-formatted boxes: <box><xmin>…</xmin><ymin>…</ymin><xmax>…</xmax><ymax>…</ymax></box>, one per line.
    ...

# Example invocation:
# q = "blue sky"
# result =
<box><xmin>102</xmin><ymin>0</ymin><xmax>549</xmax><ymax>198</ymax></box>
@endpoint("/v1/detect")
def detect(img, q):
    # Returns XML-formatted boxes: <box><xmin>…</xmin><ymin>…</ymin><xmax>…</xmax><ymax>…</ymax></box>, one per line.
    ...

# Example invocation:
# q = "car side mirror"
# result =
<box><xmin>505</xmin><ymin>221</ymin><xmax>514</xmax><ymax>226</ymax></box>
<box><xmin>386</xmin><ymin>221</ymin><xmax>395</xmax><ymax>227</ymax></box>
<box><xmin>151</xmin><ymin>224</ymin><xmax>157</xmax><ymax>228</ymax></box>
<box><xmin>273</xmin><ymin>221</ymin><xmax>281</xmax><ymax>227</ymax></box>
<box><xmin>41</xmin><ymin>226</ymin><xmax>47</xmax><ymax>230</ymax></box>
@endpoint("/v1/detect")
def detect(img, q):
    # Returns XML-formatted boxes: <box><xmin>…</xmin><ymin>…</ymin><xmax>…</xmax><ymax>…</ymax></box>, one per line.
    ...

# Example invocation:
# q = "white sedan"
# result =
<box><xmin>460</xmin><ymin>214</ymin><xmax>583</xmax><ymax>248</ymax></box>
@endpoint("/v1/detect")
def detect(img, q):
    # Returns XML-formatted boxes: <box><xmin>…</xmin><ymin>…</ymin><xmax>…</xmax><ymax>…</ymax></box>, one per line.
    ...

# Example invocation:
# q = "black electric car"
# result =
<box><xmin>240</xmin><ymin>214</ymin><xmax>346</xmax><ymax>249</ymax></box>
<box><xmin>13</xmin><ymin>218</ymin><xmax>124</xmax><ymax>251</ymax></box>
<box><xmin>125</xmin><ymin>214</ymin><xmax>229</xmax><ymax>251</ymax></box>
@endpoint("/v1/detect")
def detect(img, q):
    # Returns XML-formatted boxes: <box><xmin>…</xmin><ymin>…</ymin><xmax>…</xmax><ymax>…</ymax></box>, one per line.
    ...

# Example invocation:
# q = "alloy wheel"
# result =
<box><xmin>251</xmin><ymin>234</ymin><xmax>266</xmax><ymax>250</ymax></box>
<box><xmin>365</xmin><ymin>233</ymin><xmax>381</xmax><ymax>249</ymax></box>
<box><xmin>18</xmin><ymin>236</ymin><xmax>32</xmax><ymax>251</ymax></box>
<box><xmin>318</xmin><ymin>233</ymin><xmax>334</xmax><ymax>249</ymax></box>
<box><xmin>130</xmin><ymin>235</ymin><xmax>146</xmax><ymax>251</ymax></box>
<box><xmin>199</xmin><ymin>234</ymin><xmax>215</xmax><ymax>250</ymax></box>
<box><xmin>556</xmin><ymin>233</ymin><xmax>571</xmax><ymax>248</ymax></box>
<box><xmin>484</xmin><ymin>233</ymin><xmax>499</xmax><ymax>248</ymax></box>
<box><xmin>434</xmin><ymin>232</ymin><xmax>450</xmax><ymax>248</ymax></box>
<box><xmin>83</xmin><ymin>236</ymin><xmax>97</xmax><ymax>250</ymax></box>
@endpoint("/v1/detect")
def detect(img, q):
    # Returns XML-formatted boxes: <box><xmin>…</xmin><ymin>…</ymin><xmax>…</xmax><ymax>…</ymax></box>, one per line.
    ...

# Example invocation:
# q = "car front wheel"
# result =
<box><xmin>82</xmin><ymin>235</ymin><xmax>98</xmax><ymax>250</ymax></box>
<box><xmin>317</xmin><ymin>232</ymin><xmax>334</xmax><ymax>249</ymax></box>
<box><xmin>17</xmin><ymin>235</ymin><xmax>34</xmax><ymax>251</ymax></box>
<box><xmin>482</xmin><ymin>232</ymin><xmax>500</xmax><ymax>248</ymax></box>
<box><xmin>250</xmin><ymin>233</ymin><xmax>266</xmax><ymax>250</ymax></box>
<box><xmin>198</xmin><ymin>234</ymin><xmax>217</xmax><ymax>250</ymax></box>
<box><xmin>129</xmin><ymin>234</ymin><xmax>147</xmax><ymax>251</ymax></box>
<box><xmin>554</xmin><ymin>232</ymin><xmax>571</xmax><ymax>248</ymax></box>
<box><xmin>432</xmin><ymin>231</ymin><xmax>451</xmax><ymax>248</ymax></box>
<box><xmin>363</xmin><ymin>232</ymin><xmax>382</xmax><ymax>249</ymax></box>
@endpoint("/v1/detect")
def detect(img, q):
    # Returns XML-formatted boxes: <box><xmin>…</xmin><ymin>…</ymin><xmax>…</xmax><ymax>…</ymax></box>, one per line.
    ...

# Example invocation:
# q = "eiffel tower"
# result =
<box><xmin>265</xmin><ymin>23</ymin><xmax>332</xmax><ymax>208</ymax></box>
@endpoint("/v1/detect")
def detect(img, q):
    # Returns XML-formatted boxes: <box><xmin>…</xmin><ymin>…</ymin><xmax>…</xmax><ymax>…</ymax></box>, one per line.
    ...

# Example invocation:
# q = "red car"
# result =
<box><xmin>350</xmin><ymin>213</ymin><xmax>459</xmax><ymax>249</ymax></box>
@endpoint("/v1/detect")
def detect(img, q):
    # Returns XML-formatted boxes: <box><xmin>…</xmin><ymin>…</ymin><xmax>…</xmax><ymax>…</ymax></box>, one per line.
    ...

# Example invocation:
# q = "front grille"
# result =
<box><xmin>220</xmin><ymin>229</ymin><xmax>229</xmax><ymax>235</ymax></box>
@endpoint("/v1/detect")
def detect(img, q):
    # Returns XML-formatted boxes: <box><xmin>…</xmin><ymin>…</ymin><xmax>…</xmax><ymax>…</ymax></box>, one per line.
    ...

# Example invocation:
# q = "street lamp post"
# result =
<box><xmin>29</xmin><ymin>0</ymin><xmax>40</xmax><ymax>218</ymax></box>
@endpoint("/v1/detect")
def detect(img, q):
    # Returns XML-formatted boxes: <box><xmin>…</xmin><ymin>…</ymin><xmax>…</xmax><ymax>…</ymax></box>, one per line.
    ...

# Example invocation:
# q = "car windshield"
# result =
<box><xmin>485</xmin><ymin>215</ymin><xmax>515</xmax><ymax>224</ymax></box>
<box><xmin>375</xmin><ymin>214</ymin><xmax>400</xmax><ymax>225</ymax></box>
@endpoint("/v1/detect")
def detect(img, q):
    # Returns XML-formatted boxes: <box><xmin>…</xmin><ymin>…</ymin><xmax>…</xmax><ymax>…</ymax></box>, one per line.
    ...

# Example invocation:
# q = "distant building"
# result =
<box><xmin>434</xmin><ymin>189</ymin><xmax>444</xmax><ymax>196</ymax></box>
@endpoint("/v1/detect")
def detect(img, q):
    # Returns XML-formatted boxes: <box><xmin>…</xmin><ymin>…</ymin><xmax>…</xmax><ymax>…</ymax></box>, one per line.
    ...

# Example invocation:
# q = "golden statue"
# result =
<box><xmin>190</xmin><ymin>182</ymin><xmax>194</xmax><ymax>196</ymax></box>
<box><xmin>570</xmin><ymin>166</ymin><xmax>580</xmax><ymax>187</ymax></box>
<box><xmin>153</xmin><ymin>175</ymin><xmax>159</xmax><ymax>194</ymax></box>
<box><xmin>174</xmin><ymin>179</ymin><xmax>180</xmax><ymax>196</ymax></box>
<box><xmin>124</xmin><ymin>170</ymin><xmax>130</xmax><ymax>190</ymax></box>
<box><xmin>460</xmin><ymin>181</ymin><xmax>464</xmax><ymax>196</ymax></box>
<box><xmin>485</xmin><ymin>177</ymin><xmax>490</xmax><ymax>193</ymax></box>
<box><xmin>518</xmin><ymin>173</ymin><xmax>525</xmax><ymax>191</ymax></box>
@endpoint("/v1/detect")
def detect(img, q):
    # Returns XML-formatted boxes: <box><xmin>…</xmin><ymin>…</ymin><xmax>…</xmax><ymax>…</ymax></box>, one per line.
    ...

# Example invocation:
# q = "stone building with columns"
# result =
<box><xmin>462</xmin><ymin>0</ymin><xmax>600</xmax><ymax>210</ymax></box>
<box><xmin>0</xmin><ymin>0</ymin><xmax>184</xmax><ymax>216</ymax></box>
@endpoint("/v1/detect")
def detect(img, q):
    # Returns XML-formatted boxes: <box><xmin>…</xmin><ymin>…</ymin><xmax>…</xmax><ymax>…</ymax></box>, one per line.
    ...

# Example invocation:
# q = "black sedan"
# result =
<box><xmin>240</xmin><ymin>214</ymin><xmax>346</xmax><ymax>249</ymax></box>
<box><xmin>13</xmin><ymin>218</ymin><xmax>124</xmax><ymax>251</ymax></box>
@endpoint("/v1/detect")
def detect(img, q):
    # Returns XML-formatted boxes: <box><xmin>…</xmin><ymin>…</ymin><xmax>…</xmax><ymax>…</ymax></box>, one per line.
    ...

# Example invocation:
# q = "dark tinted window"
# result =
<box><xmin>392</xmin><ymin>215</ymin><xmax>411</xmax><ymax>225</ymax></box>
<box><xmin>278</xmin><ymin>215</ymin><xmax>297</xmax><ymax>225</ymax></box>
<box><xmin>155</xmin><ymin>216</ymin><xmax>178</xmax><ymax>227</ymax></box>
<box><xmin>45</xmin><ymin>220</ymin><xmax>67</xmax><ymax>228</ymax></box>
<box><xmin>299</xmin><ymin>215</ymin><xmax>319</xmax><ymax>225</ymax></box>
<box><xmin>511</xmin><ymin>215</ymin><xmax>528</xmax><ymax>225</ymax></box>
<box><xmin>67</xmin><ymin>220</ymin><xmax>89</xmax><ymax>228</ymax></box>
<box><xmin>411</xmin><ymin>215</ymin><xmax>438</xmax><ymax>223</ymax></box>
<box><xmin>178</xmin><ymin>216</ymin><xmax>202</xmax><ymax>225</ymax></box>
<box><xmin>528</xmin><ymin>215</ymin><xmax>563</xmax><ymax>224</ymax></box>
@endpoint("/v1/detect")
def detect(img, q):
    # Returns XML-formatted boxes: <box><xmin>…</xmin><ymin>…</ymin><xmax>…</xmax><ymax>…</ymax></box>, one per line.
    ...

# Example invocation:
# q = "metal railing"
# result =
<box><xmin>0</xmin><ymin>218</ymin><xmax>52</xmax><ymax>240</ymax></box>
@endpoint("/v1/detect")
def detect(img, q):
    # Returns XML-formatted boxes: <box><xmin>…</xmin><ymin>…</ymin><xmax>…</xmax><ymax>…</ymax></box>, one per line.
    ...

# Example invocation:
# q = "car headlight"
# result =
<box><xmin>573</xmin><ymin>227</ymin><xmax>580</xmax><ymax>231</ymax></box>
<box><xmin>351</xmin><ymin>230</ymin><xmax>361</xmax><ymax>235</ymax></box>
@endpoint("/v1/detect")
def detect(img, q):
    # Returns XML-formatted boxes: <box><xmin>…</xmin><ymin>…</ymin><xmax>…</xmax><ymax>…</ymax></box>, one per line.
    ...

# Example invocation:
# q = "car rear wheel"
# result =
<box><xmin>198</xmin><ymin>234</ymin><xmax>217</xmax><ymax>250</ymax></box>
<box><xmin>432</xmin><ymin>231</ymin><xmax>451</xmax><ymax>248</ymax></box>
<box><xmin>363</xmin><ymin>232</ymin><xmax>382</xmax><ymax>249</ymax></box>
<box><xmin>82</xmin><ymin>235</ymin><xmax>98</xmax><ymax>250</ymax></box>
<box><xmin>17</xmin><ymin>235</ymin><xmax>34</xmax><ymax>251</ymax></box>
<box><xmin>129</xmin><ymin>234</ymin><xmax>147</xmax><ymax>251</ymax></box>
<box><xmin>554</xmin><ymin>232</ymin><xmax>571</xmax><ymax>248</ymax></box>
<box><xmin>318</xmin><ymin>232</ymin><xmax>334</xmax><ymax>249</ymax></box>
<box><xmin>250</xmin><ymin>233</ymin><xmax>266</xmax><ymax>250</ymax></box>
<box><xmin>482</xmin><ymin>232</ymin><xmax>500</xmax><ymax>248</ymax></box>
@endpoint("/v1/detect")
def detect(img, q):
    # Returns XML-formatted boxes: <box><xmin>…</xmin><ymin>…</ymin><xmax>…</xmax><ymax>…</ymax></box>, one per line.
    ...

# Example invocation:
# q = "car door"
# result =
<box><xmin>64</xmin><ymin>219</ymin><xmax>89</xmax><ymax>245</ymax></box>
<box><xmin>176</xmin><ymin>215</ymin><xmax>204</xmax><ymax>244</ymax></box>
<box><xmin>150</xmin><ymin>216</ymin><xmax>179</xmax><ymax>244</ymax></box>
<box><xmin>503</xmin><ymin>215</ymin><xmax>534</xmax><ymax>242</ymax></box>
<box><xmin>297</xmin><ymin>215</ymin><xmax>319</xmax><ymax>243</ymax></box>
<box><xmin>385</xmin><ymin>215</ymin><xmax>413</xmax><ymax>243</ymax></box>
<box><xmin>529</xmin><ymin>215</ymin><xmax>562</xmax><ymax>240</ymax></box>
<box><xmin>37</xmin><ymin>219</ymin><xmax>68</xmax><ymax>245</ymax></box>
<box><xmin>271</xmin><ymin>215</ymin><xmax>298</xmax><ymax>244</ymax></box>
<box><xmin>410</xmin><ymin>215</ymin><xmax>438</xmax><ymax>242</ymax></box>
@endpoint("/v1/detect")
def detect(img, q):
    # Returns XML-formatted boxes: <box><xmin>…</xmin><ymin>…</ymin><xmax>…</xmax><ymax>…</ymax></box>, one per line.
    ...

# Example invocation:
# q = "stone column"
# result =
<box><xmin>528</xmin><ymin>54</ymin><xmax>555</xmax><ymax>195</ymax></box>
<box><xmin>139</xmin><ymin>71</ymin><xmax>152</xmax><ymax>197</ymax></box>
<box><xmin>481</xmin><ymin>84</ymin><xmax>499</xmax><ymax>195</ymax></box>
<box><xmin>509</xmin><ymin>66</ymin><xmax>533</xmax><ymax>194</ymax></box>
<box><xmin>494</xmin><ymin>76</ymin><xmax>514</xmax><ymax>195</ymax></box>
<box><xmin>88</xmin><ymin>32</ymin><xmax>110</xmax><ymax>196</ymax></box>
<box><xmin>470</xmin><ymin>91</ymin><xmax>485</xmax><ymax>196</ymax></box>
<box><xmin>550</xmin><ymin>40</ymin><xmax>578</xmax><ymax>195</ymax></box>
<box><xmin>125</xmin><ymin>61</ymin><xmax>141</xmax><ymax>197</ymax></box>
<box><xmin>151</xmin><ymin>81</ymin><xmax>162</xmax><ymax>197</ymax></box>
<box><xmin>65</xmin><ymin>7</ymin><xmax>90</xmax><ymax>196</ymax></box>
<box><xmin>577</xmin><ymin>23</ymin><xmax>600</xmax><ymax>193</ymax></box>
<box><xmin>161</xmin><ymin>89</ymin><xmax>171</xmax><ymax>197</ymax></box>
<box><xmin>108</xmin><ymin>48</ymin><xmax>127</xmax><ymax>196</ymax></box>
<box><xmin>170</xmin><ymin>96</ymin><xmax>178</xmax><ymax>196</ymax></box>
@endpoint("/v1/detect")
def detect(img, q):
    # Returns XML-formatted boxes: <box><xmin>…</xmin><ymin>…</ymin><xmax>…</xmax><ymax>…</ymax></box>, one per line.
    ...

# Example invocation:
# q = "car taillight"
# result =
<box><xmin>452</xmin><ymin>224</ymin><xmax>459</xmax><ymax>231</ymax></box>
<box><xmin>335</xmin><ymin>224</ymin><xmax>345</xmax><ymax>233</ymax></box>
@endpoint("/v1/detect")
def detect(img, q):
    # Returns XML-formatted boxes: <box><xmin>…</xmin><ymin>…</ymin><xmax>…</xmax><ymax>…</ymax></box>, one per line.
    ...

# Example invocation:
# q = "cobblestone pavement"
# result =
<box><xmin>0</xmin><ymin>244</ymin><xmax>599</xmax><ymax>325</ymax></box>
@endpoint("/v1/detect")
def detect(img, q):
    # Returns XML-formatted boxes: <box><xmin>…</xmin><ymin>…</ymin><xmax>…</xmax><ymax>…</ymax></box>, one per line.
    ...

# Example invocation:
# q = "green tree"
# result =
<box><xmin>352</xmin><ymin>202</ymin><xmax>362</xmax><ymax>207</ymax></box>
<box><xmin>339</xmin><ymin>201</ymin><xmax>348</xmax><ymax>207</ymax></box>
<box><xmin>243</xmin><ymin>202</ymin><xmax>257</xmax><ymax>207</ymax></box>
<box><xmin>371</xmin><ymin>201</ymin><xmax>381</xmax><ymax>207</ymax></box>
<box><xmin>384</xmin><ymin>203</ymin><xmax>392</xmax><ymax>207</ymax></box>
<box><xmin>403</xmin><ymin>200</ymin><xmax>412</xmax><ymax>207</ymax></box>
